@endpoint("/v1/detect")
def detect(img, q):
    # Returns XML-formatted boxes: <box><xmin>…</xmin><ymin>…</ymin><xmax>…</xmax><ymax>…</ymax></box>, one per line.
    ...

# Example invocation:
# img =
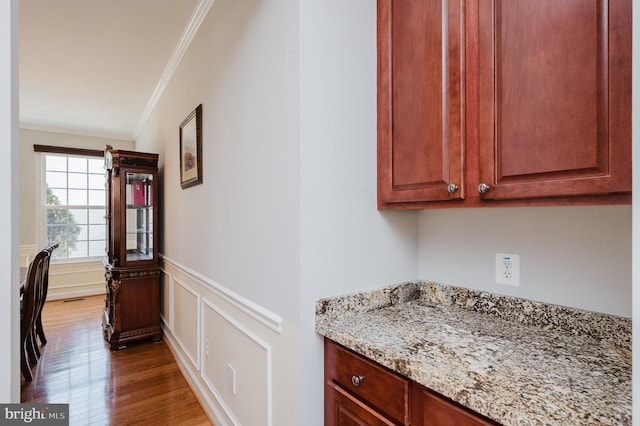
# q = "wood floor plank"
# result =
<box><xmin>21</xmin><ymin>295</ymin><xmax>213</xmax><ymax>425</ymax></box>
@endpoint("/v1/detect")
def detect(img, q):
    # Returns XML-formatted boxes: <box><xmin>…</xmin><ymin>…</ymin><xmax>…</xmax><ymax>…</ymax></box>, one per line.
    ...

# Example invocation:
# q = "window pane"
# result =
<box><xmin>68</xmin><ymin>172</ymin><xmax>88</xmax><ymax>189</ymax></box>
<box><xmin>46</xmin><ymin>156</ymin><xmax>67</xmax><ymax>172</ymax></box>
<box><xmin>76</xmin><ymin>224</ymin><xmax>88</xmax><ymax>241</ymax></box>
<box><xmin>88</xmin><ymin>158</ymin><xmax>104</xmax><ymax>174</ymax></box>
<box><xmin>46</xmin><ymin>208</ymin><xmax>67</xmax><ymax>225</ymax></box>
<box><xmin>89</xmin><ymin>240</ymin><xmax>106</xmax><ymax>257</ymax></box>
<box><xmin>46</xmin><ymin>171</ymin><xmax>67</xmax><ymax>188</ymax></box>
<box><xmin>68</xmin><ymin>157</ymin><xmax>87</xmax><ymax>173</ymax></box>
<box><xmin>68</xmin><ymin>209</ymin><xmax>88</xmax><ymax>225</ymax></box>
<box><xmin>47</xmin><ymin>225</ymin><xmax>68</xmax><ymax>243</ymax></box>
<box><xmin>88</xmin><ymin>224</ymin><xmax>105</xmax><ymax>240</ymax></box>
<box><xmin>68</xmin><ymin>189</ymin><xmax>88</xmax><ymax>205</ymax></box>
<box><xmin>88</xmin><ymin>173</ymin><xmax>104</xmax><ymax>190</ymax></box>
<box><xmin>88</xmin><ymin>189</ymin><xmax>105</xmax><ymax>206</ymax></box>
<box><xmin>69</xmin><ymin>241</ymin><xmax>88</xmax><ymax>258</ymax></box>
<box><xmin>51</xmin><ymin>248</ymin><xmax>66</xmax><ymax>260</ymax></box>
<box><xmin>47</xmin><ymin>188</ymin><xmax>67</xmax><ymax>205</ymax></box>
<box><xmin>88</xmin><ymin>209</ymin><xmax>106</xmax><ymax>224</ymax></box>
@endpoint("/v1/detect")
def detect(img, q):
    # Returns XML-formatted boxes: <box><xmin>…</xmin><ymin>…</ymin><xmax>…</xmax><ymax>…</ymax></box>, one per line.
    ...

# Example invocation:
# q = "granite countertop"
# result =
<box><xmin>315</xmin><ymin>281</ymin><xmax>631</xmax><ymax>425</ymax></box>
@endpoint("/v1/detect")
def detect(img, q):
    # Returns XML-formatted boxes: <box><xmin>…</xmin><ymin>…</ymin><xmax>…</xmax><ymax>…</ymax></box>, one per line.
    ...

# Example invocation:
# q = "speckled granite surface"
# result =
<box><xmin>315</xmin><ymin>281</ymin><xmax>631</xmax><ymax>425</ymax></box>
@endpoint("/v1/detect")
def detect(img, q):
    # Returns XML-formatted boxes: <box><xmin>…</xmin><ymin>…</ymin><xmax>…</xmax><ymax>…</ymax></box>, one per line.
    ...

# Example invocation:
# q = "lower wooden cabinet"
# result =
<box><xmin>102</xmin><ymin>263</ymin><xmax>162</xmax><ymax>350</ymax></box>
<box><xmin>325</xmin><ymin>339</ymin><xmax>497</xmax><ymax>426</ymax></box>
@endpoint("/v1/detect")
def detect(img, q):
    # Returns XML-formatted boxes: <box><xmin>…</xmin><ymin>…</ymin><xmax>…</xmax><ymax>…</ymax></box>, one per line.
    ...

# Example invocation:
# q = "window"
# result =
<box><xmin>41</xmin><ymin>152</ymin><xmax>106</xmax><ymax>261</ymax></box>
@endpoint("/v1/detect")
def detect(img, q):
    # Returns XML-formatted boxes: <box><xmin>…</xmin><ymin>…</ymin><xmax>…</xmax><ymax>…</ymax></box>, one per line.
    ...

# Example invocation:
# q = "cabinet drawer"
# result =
<box><xmin>326</xmin><ymin>381</ymin><xmax>397</xmax><ymax>426</ymax></box>
<box><xmin>325</xmin><ymin>339</ymin><xmax>410</xmax><ymax>425</ymax></box>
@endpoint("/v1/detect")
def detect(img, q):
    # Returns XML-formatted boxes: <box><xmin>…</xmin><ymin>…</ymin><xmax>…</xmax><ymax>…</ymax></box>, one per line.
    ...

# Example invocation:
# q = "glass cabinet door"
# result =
<box><xmin>125</xmin><ymin>172</ymin><xmax>154</xmax><ymax>262</ymax></box>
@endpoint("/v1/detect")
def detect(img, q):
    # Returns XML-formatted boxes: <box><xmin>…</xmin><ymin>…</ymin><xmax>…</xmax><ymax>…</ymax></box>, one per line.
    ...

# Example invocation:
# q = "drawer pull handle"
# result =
<box><xmin>351</xmin><ymin>375</ymin><xmax>364</xmax><ymax>387</ymax></box>
<box><xmin>477</xmin><ymin>183</ymin><xmax>491</xmax><ymax>194</ymax></box>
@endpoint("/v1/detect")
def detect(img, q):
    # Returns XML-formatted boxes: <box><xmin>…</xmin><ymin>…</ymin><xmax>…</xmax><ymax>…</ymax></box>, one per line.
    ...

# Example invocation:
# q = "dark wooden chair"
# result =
<box><xmin>20</xmin><ymin>249</ymin><xmax>48</xmax><ymax>382</ymax></box>
<box><xmin>34</xmin><ymin>243</ymin><xmax>58</xmax><ymax>348</ymax></box>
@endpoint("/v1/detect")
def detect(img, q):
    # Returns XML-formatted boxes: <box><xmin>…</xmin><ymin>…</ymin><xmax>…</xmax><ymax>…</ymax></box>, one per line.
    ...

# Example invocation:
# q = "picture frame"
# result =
<box><xmin>179</xmin><ymin>104</ymin><xmax>203</xmax><ymax>189</ymax></box>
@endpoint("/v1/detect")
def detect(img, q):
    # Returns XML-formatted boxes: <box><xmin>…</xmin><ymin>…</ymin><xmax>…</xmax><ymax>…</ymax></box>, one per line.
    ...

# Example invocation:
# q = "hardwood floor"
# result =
<box><xmin>21</xmin><ymin>295</ymin><xmax>213</xmax><ymax>426</ymax></box>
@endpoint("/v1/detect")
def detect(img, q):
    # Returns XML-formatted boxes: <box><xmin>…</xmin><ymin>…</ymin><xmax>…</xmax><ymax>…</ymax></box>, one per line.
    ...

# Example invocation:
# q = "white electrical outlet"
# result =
<box><xmin>227</xmin><ymin>363</ymin><xmax>237</xmax><ymax>396</ymax></box>
<box><xmin>205</xmin><ymin>341</ymin><xmax>210</xmax><ymax>359</ymax></box>
<box><xmin>496</xmin><ymin>253</ymin><xmax>520</xmax><ymax>286</ymax></box>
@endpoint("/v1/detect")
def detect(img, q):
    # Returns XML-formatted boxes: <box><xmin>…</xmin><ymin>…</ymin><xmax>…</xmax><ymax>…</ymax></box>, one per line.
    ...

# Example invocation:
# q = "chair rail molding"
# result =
<box><xmin>159</xmin><ymin>254</ymin><xmax>283</xmax><ymax>333</ymax></box>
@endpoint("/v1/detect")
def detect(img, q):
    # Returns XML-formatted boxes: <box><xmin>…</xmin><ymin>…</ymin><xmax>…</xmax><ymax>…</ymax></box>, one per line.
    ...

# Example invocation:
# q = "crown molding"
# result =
<box><xmin>133</xmin><ymin>0</ymin><xmax>216</xmax><ymax>139</ymax></box>
<box><xmin>20</xmin><ymin>122</ymin><xmax>134</xmax><ymax>142</ymax></box>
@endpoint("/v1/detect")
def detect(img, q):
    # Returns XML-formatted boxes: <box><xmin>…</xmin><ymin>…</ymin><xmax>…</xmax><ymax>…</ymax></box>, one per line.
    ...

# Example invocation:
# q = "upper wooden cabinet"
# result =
<box><xmin>377</xmin><ymin>0</ymin><xmax>632</xmax><ymax>209</ymax></box>
<box><xmin>378</xmin><ymin>0</ymin><xmax>465</xmax><ymax>203</ymax></box>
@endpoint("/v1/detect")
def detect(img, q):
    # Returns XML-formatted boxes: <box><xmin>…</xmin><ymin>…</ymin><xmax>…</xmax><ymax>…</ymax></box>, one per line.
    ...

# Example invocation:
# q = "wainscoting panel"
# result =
<box><xmin>159</xmin><ymin>269</ymin><xmax>173</xmax><ymax>330</ymax></box>
<box><xmin>173</xmin><ymin>278</ymin><xmax>200</xmax><ymax>370</ymax></box>
<box><xmin>159</xmin><ymin>255</ymin><xmax>299</xmax><ymax>426</ymax></box>
<box><xmin>47</xmin><ymin>261</ymin><xmax>106</xmax><ymax>300</ymax></box>
<box><xmin>202</xmin><ymin>298</ymin><xmax>271</xmax><ymax>426</ymax></box>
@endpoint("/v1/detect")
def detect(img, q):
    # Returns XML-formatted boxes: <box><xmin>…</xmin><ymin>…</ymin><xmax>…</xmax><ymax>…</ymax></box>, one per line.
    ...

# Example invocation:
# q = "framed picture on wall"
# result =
<box><xmin>179</xmin><ymin>104</ymin><xmax>203</xmax><ymax>189</ymax></box>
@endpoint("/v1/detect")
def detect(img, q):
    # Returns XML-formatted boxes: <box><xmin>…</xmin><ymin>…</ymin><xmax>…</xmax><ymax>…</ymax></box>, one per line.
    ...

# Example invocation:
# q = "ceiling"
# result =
<box><xmin>19</xmin><ymin>0</ymin><xmax>204</xmax><ymax>141</ymax></box>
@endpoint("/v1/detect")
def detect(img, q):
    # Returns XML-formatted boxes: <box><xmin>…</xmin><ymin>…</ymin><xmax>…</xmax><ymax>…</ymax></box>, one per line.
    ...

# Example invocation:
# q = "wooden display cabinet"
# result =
<box><xmin>103</xmin><ymin>147</ymin><xmax>161</xmax><ymax>350</ymax></box>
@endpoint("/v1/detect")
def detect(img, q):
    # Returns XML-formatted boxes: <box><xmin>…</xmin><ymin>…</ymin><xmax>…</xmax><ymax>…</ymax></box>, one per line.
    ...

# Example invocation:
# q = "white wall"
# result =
<box><xmin>137</xmin><ymin>0</ymin><xmax>301</xmax><ymax>323</ymax></box>
<box><xmin>136</xmin><ymin>0</ymin><xmax>304</xmax><ymax>424</ymax></box>
<box><xmin>418</xmin><ymin>205</ymin><xmax>632</xmax><ymax>317</ymax></box>
<box><xmin>0</xmin><ymin>0</ymin><xmax>19</xmax><ymax>402</ymax></box>
<box><xmin>298</xmin><ymin>0</ymin><xmax>418</xmax><ymax>422</ymax></box>
<box><xmin>135</xmin><ymin>0</ymin><xmax>418</xmax><ymax>424</ymax></box>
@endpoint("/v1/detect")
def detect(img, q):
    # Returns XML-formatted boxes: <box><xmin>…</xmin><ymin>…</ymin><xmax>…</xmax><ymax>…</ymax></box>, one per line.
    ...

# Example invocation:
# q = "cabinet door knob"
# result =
<box><xmin>351</xmin><ymin>375</ymin><xmax>365</xmax><ymax>387</ymax></box>
<box><xmin>447</xmin><ymin>183</ymin><xmax>459</xmax><ymax>193</ymax></box>
<box><xmin>477</xmin><ymin>183</ymin><xmax>491</xmax><ymax>194</ymax></box>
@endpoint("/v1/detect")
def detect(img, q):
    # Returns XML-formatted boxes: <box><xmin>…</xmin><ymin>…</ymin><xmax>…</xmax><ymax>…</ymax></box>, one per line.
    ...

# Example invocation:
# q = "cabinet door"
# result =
<box><xmin>124</xmin><ymin>171</ymin><xmax>154</xmax><ymax>263</ymax></box>
<box><xmin>412</xmin><ymin>384</ymin><xmax>496</xmax><ymax>426</ymax></box>
<box><xmin>325</xmin><ymin>382</ymin><xmax>396</xmax><ymax>426</ymax></box>
<box><xmin>477</xmin><ymin>0</ymin><xmax>631</xmax><ymax>200</ymax></box>
<box><xmin>378</xmin><ymin>0</ymin><xmax>465</xmax><ymax>206</ymax></box>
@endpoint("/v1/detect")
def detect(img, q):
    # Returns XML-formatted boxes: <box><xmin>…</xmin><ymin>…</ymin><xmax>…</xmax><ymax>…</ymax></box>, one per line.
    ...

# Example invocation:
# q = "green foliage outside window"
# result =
<box><xmin>46</xmin><ymin>186</ymin><xmax>82</xmax><ymax>259</ymax></box>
